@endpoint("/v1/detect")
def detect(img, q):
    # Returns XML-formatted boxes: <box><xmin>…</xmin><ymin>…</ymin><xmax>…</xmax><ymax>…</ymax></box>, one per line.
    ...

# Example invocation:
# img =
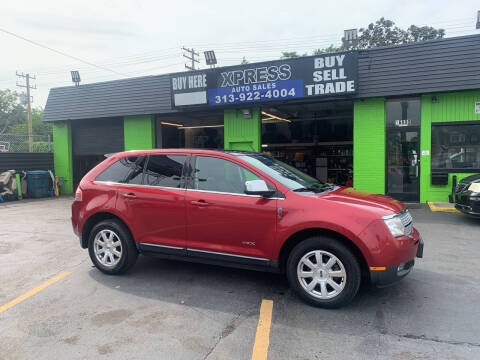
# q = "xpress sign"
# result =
<box><xmin>170</xmin><ymin>51</ymin><xmax>357</xmax><ymax>107</ymax></box>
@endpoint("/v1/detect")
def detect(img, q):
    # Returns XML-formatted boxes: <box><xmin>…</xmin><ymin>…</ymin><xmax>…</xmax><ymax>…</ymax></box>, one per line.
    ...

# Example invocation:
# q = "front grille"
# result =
<box><xmin>399</xmin><ymin>210</ymin><xmax>413</xmax><ymax>236</ymax></box>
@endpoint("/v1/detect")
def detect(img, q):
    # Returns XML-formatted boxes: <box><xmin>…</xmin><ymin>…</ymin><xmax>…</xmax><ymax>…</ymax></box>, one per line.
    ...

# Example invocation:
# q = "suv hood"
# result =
<box><xmin>319</xmin><ymin>187</ymin><xmax>405</xmax><ymax>217</ymax></box>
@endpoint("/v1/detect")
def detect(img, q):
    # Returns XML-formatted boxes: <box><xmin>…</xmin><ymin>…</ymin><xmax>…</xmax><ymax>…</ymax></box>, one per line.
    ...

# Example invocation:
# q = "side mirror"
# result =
<box><xmin>245</xmin><ymin>179</ymin><xmax>276</xmax><ymax>197</ymax></box>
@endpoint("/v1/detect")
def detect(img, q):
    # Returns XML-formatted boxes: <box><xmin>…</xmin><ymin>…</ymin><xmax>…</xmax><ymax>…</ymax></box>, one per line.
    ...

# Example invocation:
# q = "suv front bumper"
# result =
<box><xmin>370</xmin><ymin>236</ymin><xmax>424</xmax><ymax>288</ymax></box>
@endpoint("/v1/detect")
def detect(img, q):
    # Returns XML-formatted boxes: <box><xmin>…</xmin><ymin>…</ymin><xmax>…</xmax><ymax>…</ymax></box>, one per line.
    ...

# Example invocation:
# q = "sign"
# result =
<box><xmin>475</xmin><ymin>101</ymin><xmax>480</xmax><ymax>114</ymax></box>
<box><xmin>171</xmin><ymin>73</ymin><xmax>208</xmax><ymax>106</ymax></box>
<box><xmin>394</xmin><ymin>119</ymin><xmax>412</xmax><ymax>127</ymax></box>
<box><xmin>170</xmin><ymin>51</ymin><xmax>358</xmax><ymax>107</ymax></box>
<box><xmin>422</xmin><ymin>150</ymin><xmax>430</xmax><ymax>156</ymax></box>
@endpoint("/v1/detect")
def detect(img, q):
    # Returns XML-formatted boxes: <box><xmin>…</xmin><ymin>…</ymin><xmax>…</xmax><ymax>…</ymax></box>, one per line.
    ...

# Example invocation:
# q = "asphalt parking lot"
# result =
<box><xmin>1</xmin><ymin>197</ymin><xmax>479</xmax><ymax>360</ymax></box>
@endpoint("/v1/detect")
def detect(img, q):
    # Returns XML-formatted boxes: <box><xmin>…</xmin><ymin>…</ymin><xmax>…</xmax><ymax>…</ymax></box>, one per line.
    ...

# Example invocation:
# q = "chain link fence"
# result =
<box><xmin>0</xmin><ymin>133</ymin><xmax>52</xmax><ymax>153</ymax></box>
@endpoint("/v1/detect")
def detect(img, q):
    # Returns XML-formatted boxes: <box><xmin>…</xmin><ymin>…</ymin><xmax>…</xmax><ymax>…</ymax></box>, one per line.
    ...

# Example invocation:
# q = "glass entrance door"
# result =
<box><xmin>386</xmin><ymin>129</ymin><xmax>420</xmax><ymax>202</ymax></box>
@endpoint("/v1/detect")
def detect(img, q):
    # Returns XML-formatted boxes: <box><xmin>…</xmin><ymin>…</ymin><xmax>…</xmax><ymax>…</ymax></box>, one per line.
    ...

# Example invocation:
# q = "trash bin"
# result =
<box><xmin>26</xmin><ymin>170</ymin><xmax>51</xmax><ymax>198</ymax></box>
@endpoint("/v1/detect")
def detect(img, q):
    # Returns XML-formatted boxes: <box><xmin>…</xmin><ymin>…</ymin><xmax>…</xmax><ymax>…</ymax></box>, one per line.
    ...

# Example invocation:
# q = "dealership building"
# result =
<box><xmin>43</xmin><ymin>34</ymin><xmax>480</xmax><ymax>203</ymax></box>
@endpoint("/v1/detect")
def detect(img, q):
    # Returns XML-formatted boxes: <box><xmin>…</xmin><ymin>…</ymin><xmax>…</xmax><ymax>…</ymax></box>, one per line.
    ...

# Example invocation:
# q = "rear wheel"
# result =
<box><xmin>286</xmin><ymin>236</ymin><xmax>361</xmax><ymax>308</ymax></box>
<box><xmin>88</xmin><ymin>219</ymin><xmax>137</xmax><ymax>275</ymax></box>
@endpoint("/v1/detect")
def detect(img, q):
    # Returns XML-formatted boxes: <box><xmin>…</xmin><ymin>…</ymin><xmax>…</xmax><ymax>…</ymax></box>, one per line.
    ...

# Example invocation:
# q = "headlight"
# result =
<box><xmin>383</xmin><ymin>216</ymin><xmax>405</xmax><ymax>237</ymax></box>
<box><xmin>468</xmin><ymin>182</ymin><xmax>480</xmax><ymax>193</ymax></box>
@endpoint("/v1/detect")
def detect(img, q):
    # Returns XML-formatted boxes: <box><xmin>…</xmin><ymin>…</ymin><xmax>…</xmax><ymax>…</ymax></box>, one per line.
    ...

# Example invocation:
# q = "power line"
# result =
<box><xmin>0</xmin><ymin>27</ymin><xmax>128</xmax><ymax>77</ymax></box>
<box><xmin>1</xmin><ymin>17</ymin><xmax>478</xmax><ymax>89</ymax></box>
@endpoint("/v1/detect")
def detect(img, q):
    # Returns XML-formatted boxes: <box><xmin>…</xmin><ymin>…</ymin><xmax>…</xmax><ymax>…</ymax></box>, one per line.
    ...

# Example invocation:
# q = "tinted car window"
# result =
<box><xmin>192</xmin><ymin>156</ymin><xmax>261</xmax><ymax>194</ymax></box>
<box><xmin>144</xmin><ymin>155</ymin><xmax>186</xmax><ymax>188</ymax></box>
<box><xmin>96</xmin><ymin>156</ymin><xmax>144</xmax><ymax>183</ymax></box>
<box><xmin>124</xmin><ymin>157</ymin><xmax>146</xmax><ymax>185</ymax></box>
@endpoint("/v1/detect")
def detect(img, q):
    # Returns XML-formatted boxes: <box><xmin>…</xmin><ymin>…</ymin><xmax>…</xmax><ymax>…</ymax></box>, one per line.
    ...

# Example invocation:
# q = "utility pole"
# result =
<box><xmin>16</xmin><ymin>72</ymin><xmax>36</xmax><ymax>152</ymax></box>
<box><xmin>182</xmin><ymin>47</ymin><xmax>200</xmax><ymax>71</ymax></box>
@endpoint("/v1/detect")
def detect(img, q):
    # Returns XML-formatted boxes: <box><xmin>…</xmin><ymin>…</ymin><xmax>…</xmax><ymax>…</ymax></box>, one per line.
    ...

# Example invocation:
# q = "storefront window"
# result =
<box><xmin>431</xmin><ymin>122</ymin><xmax>480</xmax><ymax>171</ymax></box>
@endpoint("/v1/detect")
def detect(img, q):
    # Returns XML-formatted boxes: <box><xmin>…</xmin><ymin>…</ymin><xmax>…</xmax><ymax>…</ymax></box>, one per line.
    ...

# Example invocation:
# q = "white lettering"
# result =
<box><xmin>324</xmin><ymin>56</ymin><xmax>335</xmax><ymax>68</ymax></box>
<box><xmin>315</xmin><ymin>84</ymin><xmax>324</xmax><ymax>94</ymax></box>
<box><xmin>305</xmin><ymin>84</ymin><xmax>314</xmax><ymax>95</ymax></box>
<box><xmin>314</xmin><ymin>58</ymin><xmax>324</xmax><ymax>69</ymax></box>
<box><xmin>347</xmin><ymin>80</ymin><xmax>355</xmax><ymax>92</ymax></box>
<box><xmin>313</xmin><ymin>70</ymin><xmax>323</xmax><ymax>82</ymax></box>
<box><xmin>336</xmin><ymin>54</ymin><xmax>345</xmax><ymax>66</ymax></box>
<box><xmin>323</xmin><ymin>70</ymin><xmax>331</xmax><ymax>81</ymax></box>
<box><xmin>325</xmin><ymin>82</ymin><xmax>335</xmax><ymax>94</ymax></box>
<box><xmin>335</xmin><ymin>82</ymin><xmax>346</xmax><ymax>92</ymax></box>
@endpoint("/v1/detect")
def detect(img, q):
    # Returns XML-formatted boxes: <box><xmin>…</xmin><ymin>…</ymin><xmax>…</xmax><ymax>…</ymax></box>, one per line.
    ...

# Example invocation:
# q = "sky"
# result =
<box><xmin>0</xmin><ymin>0</ymin><xmax>479</xmax><ymax>107</ymax></box>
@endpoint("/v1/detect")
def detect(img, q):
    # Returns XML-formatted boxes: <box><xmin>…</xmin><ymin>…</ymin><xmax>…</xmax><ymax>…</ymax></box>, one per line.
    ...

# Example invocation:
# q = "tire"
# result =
<box><xmin>286</xmin><ymin>236</ymin><xmax>361</xmax><ymax>309</ymax></box>
<box><xmin>88</xmin><ymin>219</ymin><xmax>138</xmax><ymax>275</ymax></box>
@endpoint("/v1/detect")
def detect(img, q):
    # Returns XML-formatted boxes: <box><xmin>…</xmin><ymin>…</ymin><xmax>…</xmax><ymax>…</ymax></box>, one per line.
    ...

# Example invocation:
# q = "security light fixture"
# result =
<box><xmin>431</xmin><ymin>96</ymin><xmax>438</xmax><ymax>103</ymax></box>
<box><xmin>204</xmin><ymin>50</ymin><xmax>217</xmax><ymax>67</ymax></box>
<box><xmin>242</xmin><ymin>109</ymin><xmax>252</xmax><ymax>118</ymax></box>
<box><xmin>71</xmin><ymin>71</ymin><xmax>81</xmax><ymax>86</ymax></box>
<box><xmin>342</xmin><ymin>29</ymin><xmax>358</xmax><ymax>49</ymax></box>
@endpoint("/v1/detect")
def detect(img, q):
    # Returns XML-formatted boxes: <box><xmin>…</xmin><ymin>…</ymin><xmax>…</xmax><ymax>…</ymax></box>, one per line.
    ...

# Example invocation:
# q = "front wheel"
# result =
<box><xmin>286</xmin><ymin>237</ymin><xmax>361</xmax><ymax>308</ymax></box>
<box><xmin>88</xmin><ymin>219</ymin><xmax>138</xmax><ymax>275</ymax></box>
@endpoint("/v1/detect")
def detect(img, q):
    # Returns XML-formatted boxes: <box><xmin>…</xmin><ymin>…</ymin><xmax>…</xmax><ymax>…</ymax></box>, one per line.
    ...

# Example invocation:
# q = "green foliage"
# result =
<box><xmin>8</xmin><ymin>108</ymin><xmax>51</xmax><ymax>137</ymax></box>
<box><xmin>281</xmin><ymin>51</ymin><xmax>308</xmax><ymax>59</ymax></box>
<box><xmin>358</xmin><ymin>17</ymin><xmax>445</xmax><ymax>48</ymax></box>
<box><xmin>312</xmin><ymin>45</ymin><xmax>341</xmax><ymax>55</ymax></box>
<box><xmin>32</xmin><ymin>141</ymin><xmax>51</xmax><ymax>153</ymax></box>
<box><xmin>0</xmin><ymin>89</ymin><xmax>25</xmax><ymax>134</ymax></box>
<box><xmin>406</xmin><ymin>25</ymin><xmax>445</xmax><ymax>43</ymax></box>
<box><xmin>0</xmin><ymin>89</ymin><xmax>50</xmax><ymax>137</ymax></box>
<box><xmin>280</xmin><ymin>17</ymin><xmax>445</xmax><ymax>58</ymax></box>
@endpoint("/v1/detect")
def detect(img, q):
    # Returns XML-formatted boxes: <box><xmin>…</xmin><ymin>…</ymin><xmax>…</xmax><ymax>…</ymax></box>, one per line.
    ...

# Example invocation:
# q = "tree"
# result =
<box><xmin>281</xmin><ymin>51</ymin><xmax>308</xmax><ymax>59</ymax></box>
<box><xmin>405</xmin><ymin>25</ymin><xmax>445</xmax><ymax>43</ymax></box>
<box><xmin>358</xmin><ymin>17</ymin><xmax>445</xmax><ymax>48</ymax></box>
<box><xmin>313</xmin><ymin>45</ymin><xmax>341</xmax><ymax>55</ymax></box>
<box><xmin>0</xmin><ymin>89</ymin><xmax>51</xmax><ymax>138</ymax></box>
<box><xmin>8</xmin><ymin>108</ymin><xmax>51</xmax><ymax>138</ymax></box>
<box><xmin>280</xmin><ymin>17</ymin><xmax>445</xmax><ymax>58</ymax></box>
<box><xmin>0</xmin><ymin>89</ymin><xmax>25</xmax><ymax>134</ymax></box>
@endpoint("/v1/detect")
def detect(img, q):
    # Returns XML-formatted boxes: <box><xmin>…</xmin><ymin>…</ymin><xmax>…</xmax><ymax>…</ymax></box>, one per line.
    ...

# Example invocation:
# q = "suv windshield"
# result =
<box><xmin>237</xmin><ymin>153</ymin><xmax>334</xmax><ymax>193</ymax></box>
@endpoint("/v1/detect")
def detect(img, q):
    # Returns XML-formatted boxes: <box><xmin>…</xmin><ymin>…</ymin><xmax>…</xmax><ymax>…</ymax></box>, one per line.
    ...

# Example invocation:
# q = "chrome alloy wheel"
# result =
<box><xmin>297</xmin><ymin>250</ymin><xmax>347</xmax><ymax>299</ymax></box>
<box><xmin>93</xmin><ymin>229</ymin><xmax>123</xmax><ymax>267</ymax></box>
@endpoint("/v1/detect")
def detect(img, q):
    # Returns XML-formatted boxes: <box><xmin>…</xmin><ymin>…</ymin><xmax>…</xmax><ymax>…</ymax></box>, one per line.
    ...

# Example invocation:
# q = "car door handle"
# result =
<box><xmin>122</xmin><ymin>193</ymin><xmax>137</xmax><ymax>199</ymax></box>
<box><xmin>191</xmin><ymin>200</ymin><xmax>209</xmax><ymax>207</ymax></box>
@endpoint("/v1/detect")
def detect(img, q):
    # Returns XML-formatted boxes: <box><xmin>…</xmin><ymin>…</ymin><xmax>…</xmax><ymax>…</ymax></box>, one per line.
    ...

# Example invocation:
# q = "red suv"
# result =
<box><xmin>72</xmin><ymin>149</ymin><xmax>423</xmax><ymax>308</ymax></box>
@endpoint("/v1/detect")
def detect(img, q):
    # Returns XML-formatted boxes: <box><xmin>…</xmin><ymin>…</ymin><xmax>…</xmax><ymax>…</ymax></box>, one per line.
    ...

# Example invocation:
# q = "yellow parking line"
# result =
<box><xmin>0</xmin><ymin>271</ymin><xmax>71</xmax><ymax>313</ymax></box>
<box><xmin>251</xmin><ymin>299</ymin><xmax>274</xmax><ymax>360</ymax></box>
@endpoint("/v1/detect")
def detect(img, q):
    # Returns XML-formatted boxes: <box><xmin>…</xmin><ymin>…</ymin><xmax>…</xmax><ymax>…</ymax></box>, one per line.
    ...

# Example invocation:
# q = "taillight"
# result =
<box><xmin>75</xmin><ymin>188</ymin><xmax>83</xmax><ymax>201</ymax></box>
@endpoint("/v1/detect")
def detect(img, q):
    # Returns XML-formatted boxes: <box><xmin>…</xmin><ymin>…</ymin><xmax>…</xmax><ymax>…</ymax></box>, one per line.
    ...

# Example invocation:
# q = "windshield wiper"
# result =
<box><xmin>293</xmin><ymin>187</ymin><xmax>315</xmax><ymax>192</ymax></box>
<box><xmin>293</xmin><ymin>183</ymin><xmax>335</xmax><ymax>193</ymax></box>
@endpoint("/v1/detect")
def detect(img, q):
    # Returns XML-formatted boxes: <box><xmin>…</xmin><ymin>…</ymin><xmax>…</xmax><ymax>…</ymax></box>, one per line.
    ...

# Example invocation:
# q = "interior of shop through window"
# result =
<box><xmin>156</xmin><ymin>110</ymin><xmax>225</xmax><ymax>149</ymax></box>
<box><xmin>260</xmin><ymin>101</ymin><xmax>353</xmax><ymax>186</ymax></box>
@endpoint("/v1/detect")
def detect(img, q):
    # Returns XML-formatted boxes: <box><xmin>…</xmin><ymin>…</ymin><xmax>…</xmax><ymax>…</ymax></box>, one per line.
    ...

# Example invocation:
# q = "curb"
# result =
<box><xmin>427</xmin><ymin>202</ymin><xmax>460</xmax><ymax>213</ymax></box>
